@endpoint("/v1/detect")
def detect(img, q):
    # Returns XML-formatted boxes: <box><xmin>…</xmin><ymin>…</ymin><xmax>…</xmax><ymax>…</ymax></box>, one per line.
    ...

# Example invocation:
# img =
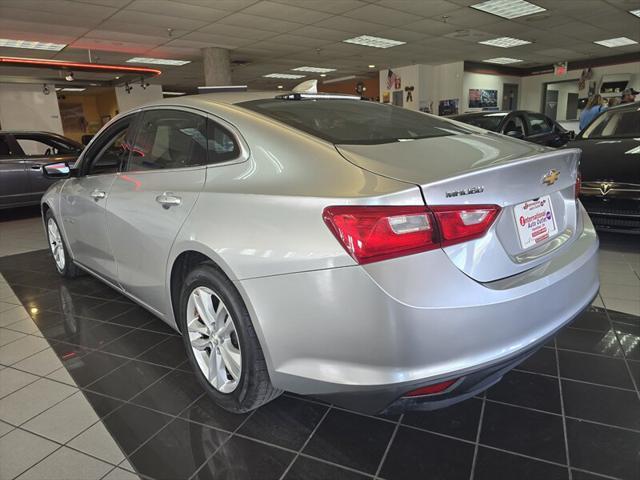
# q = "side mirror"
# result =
<box><xmin>43</xmin><ymin>161</ymin><xmax>71</xmax><ymax>179</ymax></box>
<box><xmin>505</xmin><ymin>130</ymin><xmax>524</xmax><ymax>139</ymax></box>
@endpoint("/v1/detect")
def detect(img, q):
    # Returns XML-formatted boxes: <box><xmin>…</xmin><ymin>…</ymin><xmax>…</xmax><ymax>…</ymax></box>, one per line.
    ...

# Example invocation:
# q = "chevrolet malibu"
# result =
<box><xmin>40</xmin><ymin>91</ymin><xmax>599</xmax><ymax>414</ymax></box>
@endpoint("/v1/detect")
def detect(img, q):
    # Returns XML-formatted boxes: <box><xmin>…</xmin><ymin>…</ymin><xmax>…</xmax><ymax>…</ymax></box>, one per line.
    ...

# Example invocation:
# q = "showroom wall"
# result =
<box><xmin>462</xmin><ymin>72</ymin><xmax>521</xmax><ymax>113</ymax></box>
<box><xmin>0</xmin><ymin>83</ymin><xmax>63</xmax><ymax>134</ymax></box>
<box><xmin>545</xmin><ymin>81</ymin><xmax>580</xmax><ymax>121</ymax></box>
<box><xmin>115</xmin><ymin>83</ymin><xmax>163</xmax><ymax>114</ymax></box>
<box><xmin>378</xmin><ymin>64</ymin><xmax>421</xmax><ymax>110</ymax></box>
<box><xmin>319</xmin><ymin>77</ymin><xmax>379</xmax><ymax>99</ymax></box>
<box><xmin>58</xmin><ymin>89</ymin><xmax>118</xmax><ymax>143</ymax></box>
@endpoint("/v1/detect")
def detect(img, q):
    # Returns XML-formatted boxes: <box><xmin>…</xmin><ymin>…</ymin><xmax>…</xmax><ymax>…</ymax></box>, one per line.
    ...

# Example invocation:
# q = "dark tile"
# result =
<box><xmin>606</xmin><ymin>309</ymin><xmax>639</xmax><ymax>326</ymax></box>
<box><xmin>27</xmin><ymin>309</ymin><xmax>65</xmax><ymax>331</ymax></box>
<box><xmin>238</xmin><ymin>396</ymin><xmax>328</xmax><ymax>450</ymax></box>
<box><xmin>612</xmin><ymin>322</ymin><xmax>640</xmax><ymax>361</ymax></box>
<box><xmin>131</xmin><ymin>370</ymin><xmax>203</xmax><ymax>415</ymax></box>
<box><xmin>562</xmin><ymin>379</ymin><xmax>640</xmax><ymax>430</ymax></box>
<box><xmin>303</xmin><ymin>409</ymin><xmax>395</xmax><ymax>474</ymax></box>
<box><xmin>128</xmin><ymin>418</ymin><xmax>227</xmax><ymax>480</ymax></box>
<box><xmin>73</xmin><ymin>321</ymin><xmax>132</xmax><ymax>349</ymax></box>
<box><xmin>64</xmin><ymin>350</ymin><xmax>128</xmax><ymax>387</ymax></box>
<box><xmin>39</xmin><ymin>316</ymin><xmax>103</xmax><ymax>343</ymax></box>
<box><xmin>517</xmin><ymin>347</ymin><xmax>557</xmax><ymax>376</ymax></box>
<box><xmin>474</xmin><ymin>447</ymin><xmax>568</xmax><ymax>480</ymax></box>
<box><xmin>81</xmin><ymin>391</ymin><xmax>125</xmax><ymax>418</ymax></box>
<box><xmin>380</xmin><ymin>426</ymin><xmax>474</xmax><ymax>480</ymax></box>
<box><xmin>102</xmin><ymin>403</ymin><xmax>173</xmax><ymax>455</ymax></box>
<box><xmin>402</xmin><ymin>397</ymin><xmax>482</xmax><ymax>441</ymax></box>
<box><xmin>558</xmin><ymin>350</ymin><xmax>635</xmax><ymax>389</ymax></box>
<box><xmin>571</xmin><ymin>470</ymin><xmax>615</xmax><ymax>480</ymax></box>
<box><xmin>99</xmin><ymin>328</ymin><xmax>168</xmax><ymax>358</ymax></box>
<box><xmin>180</xmin><ymin>395</ymin><xmax>249</xmax><ymax>432</ymax></box>
<box><xmin>85</xmin><ymin>301</ymin><xmax>136</xmax><ymax>322</ymax></box>
<box><xmin>628</xmin><ymin>361</ymin><xmax>640</xmax><ymax>386</ymax></box>
<box><xmin>480</xmin><ymin>402</ymin><xmax>566</xmax><ymax>464</ymax></box>
<box><xmin>570</xmin><ymin>307</ymin><xmax>611</xmax><ymax>332</ymax></box>
<box><xmin>557</xmin><ymin>327</ymin><xmax>623</xmax><ymax>357</ymax></box>
<box><xmin>103</xmin><ymin>306</ymin><xmax>159</xmax><ymax>328</ymax></box>
<box><xmin>284</xmin><ymin>456</ymin><xmax>368</xmax><ymax>480</ymax></box>
<box><xmin>8</xmin><ymin>285</ymin><xmax>51</xmax><ymax>304</ymax></box>
<box><xmin>138</xmin><ymin>335</ymin><xmax>189</xmax><ymax>368</ymax></box>
<box><xmin>566</xmin><ymin>418</ymin><xmax>640</xmax><ymax>480</ymax></box>
<box><xmin>196</xmin><ymin>436</ymin><xmax>293</xmax><ymax>480</ymax></box>
<box><xmin>84</xmin><ymin>283</ymin><xmax>123</xmax><ymax>301</ymax></box>
<box><xmin>139</xmin><ymin>319</ymin><xmax>179</xmax><ymax>335</ymax></box>
<box><xmin>86</xmin><ymin>359</ymin><xmax>171</xmax><ymax>401</ymax></box>
<box><xmin>487</xmin><ymin>370</ymin><xmax>561</xmax><ymax>413</ymax></box>
<box><xmin>27</xmin><ymin>290</ymin><xmax>105</xmax><ymax>316</ymax></box>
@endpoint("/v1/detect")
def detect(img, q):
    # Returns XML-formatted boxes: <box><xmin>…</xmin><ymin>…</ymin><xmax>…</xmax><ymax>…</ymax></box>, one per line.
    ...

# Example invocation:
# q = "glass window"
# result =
<box><xmin>207</xmin><ymin>120</ymin><xmax>240</xmax><ymax>163</ymax></box>
<box><xmin>527</xmin><ymin>113</ymin><xmax>552</xmax><ymax>135</ymax></box>
<box><xmin>88</xmin><ymin>128</ymin><xmax>131</xmax><ymax>175</ymax></box>
<box><xmin>128</xmin><ymin>110</ymin><xmax>207</xmax><ymax>171</ymax></box>
<box><xmin>0</xmin><ymin>136</ymin><xmax>13</xmax><ymax>156</ymax></box>
<box><xmin>239</xmin><ymin>99</ymin><xmax>471</xmax><ymax>145</ymax></box>
<box><xmin>582</xmin><ymin>108</ymin><xmax>640</xmax><ymax>139</ymax></box>
<box><xmin>502</xmin><ymin>115</ymin><xmax>526</xmax><ymax>135</ymax></box>
<box><xmin>14</xmin><ymin>135</ymin><xmax>81</xmax><ymax>156</ymax></box>
<box><xmin>454</xmin><ymin>113</ymin><xmax>507</xmax><ymax>131</ymax></box>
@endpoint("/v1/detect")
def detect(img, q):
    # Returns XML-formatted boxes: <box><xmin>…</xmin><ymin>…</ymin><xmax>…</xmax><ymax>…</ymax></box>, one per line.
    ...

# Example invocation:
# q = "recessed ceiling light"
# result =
<box><xmin>342</xmin><ymin>35</ymin><xmax>406</xmax><ymax>49</ymax></box>
<box><xmin>630</xmin><ymin>9</ymin><xmax>640</xmax><ymax>17</ymax></box>
<box><xmin>163</xmin><ymin>91</ymin><xmax>186</xmax><ymax>96</ymax></box>
<box><xmin>319</xmin><ymin>73</ymin><xmax>327</xmax><ymax>77</ymax></box>
<box><xmin>479</xmin><ymin>36</ymin><xmax>531</xmax><ymax>48</ymax></box>
<box><xmin>368</xmin><ymin>64</ymin><xmax>376</xmax><ymax>68</ymax></box>
<box><xmin>483</xmin><ymin>57</ymin><xmax>523</xmax><ymax>64</ymax></box>
<box><xmin>292</xmin><ymin>66</ymin><xmax>336</xmax><ymax>73</ymax></box>
<box><xmin>471</xmin><ymin>0</ymin><xmax>545</xmax><ymax>19</ymax></box>
<box><xmin>60</xmin><ymin>87</ymin><xmax>86</xmax><ymax>92</ymax></box>
<box><xmin>263</xmin><ymin>73</ymin><xmax>306</xmax><ymax>79</ymax></box>
<box><xmin>277</xmin><ymin>85</ymin><xmax>284</xmax><ymax>89</ymax></box>
<box><xmin>593</xmin><ymin>37</ymin><xmax>638</xmax><ymax>48</ymax></box>
<box><xmin>126</xmin><ymin>57</ymin><xmax>190</xmax><ymax>66</ymax></box>
<box><xmin>0</xmin><ymin>38</ymin><xmax>66</xmax><ymax>51</ymax></box>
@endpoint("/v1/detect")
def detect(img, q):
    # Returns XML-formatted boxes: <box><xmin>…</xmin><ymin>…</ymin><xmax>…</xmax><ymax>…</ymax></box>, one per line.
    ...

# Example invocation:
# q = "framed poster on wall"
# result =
<box><xmin>468</xmin><ymin>89</ymin><xmax>498</xmax><ymax>109</ymax></box>
<box><xmin>438</xmin><ymin>99</ymin><xmax>459</xmax><ymax>116</ymax></box>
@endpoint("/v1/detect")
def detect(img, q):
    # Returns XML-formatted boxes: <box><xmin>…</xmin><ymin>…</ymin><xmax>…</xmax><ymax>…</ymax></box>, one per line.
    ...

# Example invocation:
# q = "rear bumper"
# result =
<box><xmin>237</xmin><ymin>207</ymin><xmax>599</xmax><ymax>414</ymax></box>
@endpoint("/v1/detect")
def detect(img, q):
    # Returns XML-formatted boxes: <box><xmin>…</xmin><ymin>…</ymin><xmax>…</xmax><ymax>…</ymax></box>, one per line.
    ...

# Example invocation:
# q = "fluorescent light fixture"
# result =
<box><xmin>483</xmin><ymin>57</ymin><xmax>523</xmax><ymax>64</ymax></box>
<box><xmin>0</xmin><ymin>38</ymin><xmax>66</xmax><ymax>51</ymax></box>
<box><xmin>368</xmin><ymin>64</ymin><xmax>376</xmax><ymax>68</ymax></box>
<box><xmin>263</xmin><ymin>73</ymin><xmax>306</xmax><ymax>79</ymax></box>
<box><xmin>163</xmin><ymin>91</ymin><xmax>186</xmax><ymax>96</ymax></box>
<box><xmin>126</xmin><ymin>57</ymin><xmax>190</xmax><ymax>66</ymax></box>
<box><xmin>60</xmin><ymin>87</ymin><xmax>86</xmax><ymax>92</ymax></box>
<box><xmin>342</xmin><ymin>35</ymin><xmax>406</xmax><ymax>49</ymax></box>
<box><xmin>593</xmin><ymin>37</ymin><xmax>638</xmax><ymax>48</ymax></box>
<box><xmin>479</xmin><ymin>36</ymin><xmax>531</xmax><ymax>48</ymax></box>
<box><xmin>471</xmin><ymin>0</ymin><xmax>545</xmax><ymax>19</ymax></box>
<box><xmin>292</xmin><ymin>66</ymin><xmax>336</xmax><ymax>73</ymax></box>
<box><xmin>630</xmin><ymin>9</ymin><xmax>640</xmax><ymax>17</ymax></box>
<box><xmin>277</xmin><ymin>85</ymin><xmax>284</xmax><ymax>89</ymax></box>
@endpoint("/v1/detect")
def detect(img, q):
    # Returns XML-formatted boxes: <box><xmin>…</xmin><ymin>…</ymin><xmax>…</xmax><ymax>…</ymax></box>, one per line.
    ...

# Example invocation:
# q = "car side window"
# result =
<box><xmin>0</xmin><ymin>136</ymin><xmax>15</xmax><ymax>156</ymax></box>
<box><xmin>207</xmin><ymin>119</ymin><xmax>240</xmax><ymax>164</ymax></box>
<box><xmin>527</xmin><ymin>113</ymin><xmax>552</xmax><ymax>135</ymax></box>
<box><xmin>582</xmin><ymin>109</ymin><xmax>640</xmax><ymax>139</ymax></box>
<box><xmin>502</xmin><ymin>115</ymin><xmax>526</xmax><ymax>135</ymax></box>
<box><xmin>127</xmin><ymin>109</ymin><xmax>207</xmax><ymax>171</ymax></box>
<box><xmin>86</xmin><ymin>126</ymin><xmax>132</xmax><ymax>176</ymax></box>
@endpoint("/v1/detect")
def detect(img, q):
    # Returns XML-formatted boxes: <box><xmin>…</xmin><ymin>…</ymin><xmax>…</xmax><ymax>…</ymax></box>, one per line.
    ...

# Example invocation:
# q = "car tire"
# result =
<box><xmin>178</xmin><ymin>262</ymin><xmax>281</xmax><ymax>413</ymax></box>
<box><xmin>45</xmin><ymin>210</ymin><xmax>81</xmax><ymax>278</ymax></box>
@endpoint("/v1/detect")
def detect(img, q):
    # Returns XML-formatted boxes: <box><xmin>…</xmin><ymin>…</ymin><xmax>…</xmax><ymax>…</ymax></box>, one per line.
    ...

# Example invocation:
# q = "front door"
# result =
<box><xmin>107</xmin><ymin>108</ymin><xmax>208</xmax><ymax>316</ymax></box>
<box><xmin>60</xmin><ymin>116</ymin><xmax>136</xmax><ymax>283</ymax></box>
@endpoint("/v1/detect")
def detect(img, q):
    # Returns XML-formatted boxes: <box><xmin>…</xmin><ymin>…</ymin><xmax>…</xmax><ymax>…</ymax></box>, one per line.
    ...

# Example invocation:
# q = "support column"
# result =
<box><xmin>202</xmin><ymin>47</ymin><xmax>232</xmax><ymax>86</ymax></box>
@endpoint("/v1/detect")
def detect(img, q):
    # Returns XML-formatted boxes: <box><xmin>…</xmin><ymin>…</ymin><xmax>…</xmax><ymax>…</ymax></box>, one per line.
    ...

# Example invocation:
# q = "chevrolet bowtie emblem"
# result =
<box><xmin>542</xmin><ymin>169</ymin><xmax>560</xmax><ymax>186</ymax></box>
<box><xmin>600</xmin><ymin>182</ymin><xmax>612</xmax><ymax>195</ymax></box>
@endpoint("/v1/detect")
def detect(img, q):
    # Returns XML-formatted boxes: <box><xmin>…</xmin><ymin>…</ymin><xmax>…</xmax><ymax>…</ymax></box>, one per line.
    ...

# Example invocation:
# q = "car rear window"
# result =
<box><xmin>581</xmin><ymin>107</ymin><xmax>640</xmax><ymax>139</ymax></box>
<box><xmin>452</xmin><ymin>114</ymin><xmax>506</xmax><ymax>131</ymax></box>
<box><xmin>238</xmin><ymin>99</ymin><xmax>471</xmax><ymax>145</ymax></box>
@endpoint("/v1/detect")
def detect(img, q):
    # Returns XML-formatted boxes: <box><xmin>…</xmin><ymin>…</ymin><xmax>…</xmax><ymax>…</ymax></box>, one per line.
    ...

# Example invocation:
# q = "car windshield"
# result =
<box><xmin>238</xmin><ymin>98</ymin><xmax>471</xmax><ymax>145</ymax></box>
<box><xmin>581</xmin><ymin>107</ymin><xmax>640</xmax><ymax>139</ymax></box>
<box><xmin>453</xmin><ymin>113</ymin><xmax>507</xmax><ymax>131</ymax></box>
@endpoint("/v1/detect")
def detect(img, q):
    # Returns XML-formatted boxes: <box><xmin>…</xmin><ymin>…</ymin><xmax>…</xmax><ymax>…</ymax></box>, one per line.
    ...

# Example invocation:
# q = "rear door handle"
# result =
<box><xmin>30</xmin><ymin>165</ymin><xmax>42</xmax><ymax>170</ymax></box>
<box><xmin>156</xmin><ymin>192</ymin><xmax>181</xmax><ymax>209</ymax></box>
<box><xmin>90</xmin><ymin>190</ymin><xmax>106</xmax><ymax>201</ymax></box>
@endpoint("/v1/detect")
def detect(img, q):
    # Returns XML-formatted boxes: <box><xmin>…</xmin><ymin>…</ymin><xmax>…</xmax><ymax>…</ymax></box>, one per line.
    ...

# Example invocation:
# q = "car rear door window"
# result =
<box><xmin>128</xmin><ymin>109</ymin><xmax>207</xmax><ymax>171</ymax></box>
<box><xmin>526</xmin><ymin>113</ymin><xmax>553</xmax><ymax>135</ymax></box>
<box><xmin>207</xmin><ymin>119</ymin><xmax>240</xmax><ymax>164</ymax></box>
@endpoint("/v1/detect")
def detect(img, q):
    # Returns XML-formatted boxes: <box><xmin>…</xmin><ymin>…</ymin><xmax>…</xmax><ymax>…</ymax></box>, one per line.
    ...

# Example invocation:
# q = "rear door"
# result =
<box><xmin>0</xmin><ymin>134</ymin><xmax>29</xmax><ymax>207</ymax></box>
<box><xmin>107</xmin><ymin>107</ymin><xmax>210</xmax><ymax>316</ymax></box>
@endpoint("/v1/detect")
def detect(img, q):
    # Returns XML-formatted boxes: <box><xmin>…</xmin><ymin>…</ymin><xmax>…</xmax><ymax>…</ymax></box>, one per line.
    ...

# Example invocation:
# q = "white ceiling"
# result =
<box><xmin>0</xmin><ymin>0</ymin><xmax>639</xmax><ymax>90</ymax></box>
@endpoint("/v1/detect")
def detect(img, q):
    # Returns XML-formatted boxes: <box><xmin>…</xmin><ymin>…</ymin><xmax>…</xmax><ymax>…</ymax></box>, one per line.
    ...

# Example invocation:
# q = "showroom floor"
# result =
<box><xmin>0</xmin><ymin>208</ymin><xmax>638</xmax><ymax>480</ymax></box>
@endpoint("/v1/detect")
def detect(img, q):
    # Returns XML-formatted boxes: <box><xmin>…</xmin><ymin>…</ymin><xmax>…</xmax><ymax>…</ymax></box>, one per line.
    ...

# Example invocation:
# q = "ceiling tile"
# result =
<box><xmin>271</xmin><ymin>0</ymin><xmax>367</xmax><ymax>14</ymax></box>
<box><xmin>377</xmin><ymin>0</ymin><xmax>461</xmax><ymax>17</ymax></box>
<box><xmin>0</xmin><ymin>6</ymin><xmax>104</xmax><ymax>28</ymax></box>
<box><xmin>288</xmin><ymin>25</ymin><xmax>351</xmax><ymax>41</ymax></box>
<box><xmin>403</xmin><ymin>17</ymin><xmax>460</xmax><ymax>35</ymax></box>
<box><xmin>197</xmin><ymin>23</ymin><xmax>276</xmax><ymax>40</ymax></box>
<box><xmin>266</xmin><ymin>34</ymin><xmax>336</xmax><ymax>48</ymax></box>
<box><xmin>241</xmin><ymin>1</ymin><xmax>334</xmax><ymax>23</ymax></box>
<box><xmin>342</xmin><ymin>4</ymin><xmax>418</xmax><ymax>26</ymax></box>
<box><xmin>108</xmin><ymin>10</ymin><xmax>209</xmax><ymax>31</ymax></box>
<box><xmin>216</xmin><ymin>13</ymin><xmax>304</xmax><ymax>33</ymax></box>
<box><xmin>313</xmin><ymin>16</ymin><xmax>386</xmax><ymax>34</ymax></box>
<box><xmin>125</xmin><ymin>0</ymin><xmax>229</xmax><ymax>22</ymax></box>
<box><xmin>171</xmin><ymin>0</ymin><xmax>259</xmax><ymax>11</ymax></box>
<box><xmin>0</xmin><ymin>0</ymin><xmax>117</xmax><ymax>18</ymax></box>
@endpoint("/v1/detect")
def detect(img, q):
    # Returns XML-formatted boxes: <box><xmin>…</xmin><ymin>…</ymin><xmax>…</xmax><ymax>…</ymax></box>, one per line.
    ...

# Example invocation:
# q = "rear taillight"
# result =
<box><xmin>403</xmin><ymin>378</ymin><xmax>460</xmax><ymax>397</ymax></box>
<box><xmin>323</xmin><ymin>204</ymin><xmax>500</xmax><ymax>264</ymax></box>
<box><xmin>575</xmin><ymin>173</ymin><xmax>581</xmax><ymax>199</ymax></box>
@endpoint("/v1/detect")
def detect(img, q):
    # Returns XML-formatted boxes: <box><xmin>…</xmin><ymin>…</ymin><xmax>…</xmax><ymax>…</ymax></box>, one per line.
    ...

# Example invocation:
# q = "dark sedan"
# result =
<box><xmin>0</xmin><ymin>131</ymin><xmax>83</xmax><ymax>209</ymax></box>
<box><xmin>567</xmin><ymin>102</ymin><xmax>640</xmax><ymax>234</ymax></box>
<box><xmin>451</xmin><ymin>110</ymin><xmax>573</xmax><ymax>147</ymax></box>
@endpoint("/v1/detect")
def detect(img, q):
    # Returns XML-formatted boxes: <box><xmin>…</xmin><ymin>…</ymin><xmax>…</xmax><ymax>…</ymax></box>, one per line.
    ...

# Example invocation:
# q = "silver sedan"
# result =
<box><xmin>40</xmin><ymin>91</ymin><xmax>599</xmax><ymax>414</ymax></box>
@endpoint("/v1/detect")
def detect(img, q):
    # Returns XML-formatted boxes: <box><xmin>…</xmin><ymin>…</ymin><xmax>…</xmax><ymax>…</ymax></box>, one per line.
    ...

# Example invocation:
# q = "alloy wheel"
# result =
<box><xmin>47</xmin><ymin>218</ymin><xmax>66</xmax><ymax>271</ymax></box>
<box><xmin>187</xmin><ymin>286</ymin><xmax>242</xmax><ymax>393</ymax></box>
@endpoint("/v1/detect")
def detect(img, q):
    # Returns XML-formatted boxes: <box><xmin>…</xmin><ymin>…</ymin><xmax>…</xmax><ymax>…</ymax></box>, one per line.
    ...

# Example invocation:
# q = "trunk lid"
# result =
<box><xmin>337</xmin><ymin>133</ymin><xmax>582</xmax><ymax>282</ymax></box>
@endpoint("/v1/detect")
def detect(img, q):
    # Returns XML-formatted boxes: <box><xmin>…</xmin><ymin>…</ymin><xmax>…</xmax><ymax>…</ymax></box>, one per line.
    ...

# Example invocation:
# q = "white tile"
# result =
<box><xmin>0</xmin><ymin>429</ymin><xmax>58</xmax><ymax>479</ymax></box>
<box><xmin>0</xmin><ymin>334</ymin><xmax>49</xmax><ymax>365</ymax></box>
<box><xmin>13</xmin><ymin>348</ymin><xmax>63</xmax><ymax>376</ymax></box>
<box><xmin>591</xmin><ymin>295</ymin><xmax>605</xmax><ymax>308</ymax></box>
<box><xmin>23</xmin><ymin>392</ymin><xmax>100</xmax><ymax>443</ymax></box>
<box><xmin>16</xmin><ymin>446</ymin><xmax>112</xmax><ymax>480</ymax></box>
<box><xmin>68</xmin><ymin>421</ymin><xmax>126</xmax><ymax>465</ymax></box>
<box><xmin>118</xmin><ymin>459</ymin><xmax>136</xmax><ymax>472</ymax></box>
<box><xmin>600</xmin><ymin>284</ymin><xmax>640</xmax><ymax>302</ymax></box>
<box><xmin>0</xmin><ymin>327</ymin><xmax>26</xmax><ymax>347</ymax></box>
<box><xmin>598</xmin><ymin>260</ymin><xmax>635</xmax><ymax>275</ymax></box>
<box><xmin>599</xmin><ymin>269</ymin><xmax>640</xmax><ymax>287</ymax></box>
<box><xmin>0</xmin><ymin>305</ymin><xmax>30</xmax><ymax>326</ymax></box>
<box><xmin>46</xmin><ymin>366</ymin><xmax>77</xmax><ymax>387</ymax></box>
<box><xmin>0</xmin><ymin>367</ymin><xmax>39</xmax><ymax>398</ymax></box>
<box><xmin>6</xmin><ymin>317</ymin><xmax>43</xmax><ymax>336</ymax></box>
<box><xmin>0</xmin><ymin>293</ymin><xmax>21</xmax><ymax>305</ymax></box>
<box><xmin>602</xmin><ymin>297</ymin><xmax>640</xmax><ymax>317</ymax></box>
<box><xmin>102</xmin><ymin>467</ymin><xmax>141</xmax><ymax>480</ymax></box>
<box><xmin>0</xmin><ymin>301</ymin><xmax>20</xmax><ymax>314</ymax></box>
<box><xmin>0</xmin><ymin>419</ymin><xmax>14</xmax><ymax>437</ymax></box>
<box><xmin>0</xmin><ymin>378</ymin><xmax>76</xmax><ymax>425</ymax></box>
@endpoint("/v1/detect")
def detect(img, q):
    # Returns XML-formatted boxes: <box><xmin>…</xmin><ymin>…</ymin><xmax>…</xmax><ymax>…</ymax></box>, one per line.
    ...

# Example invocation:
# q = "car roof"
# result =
<box><xmin>144</xmin><ymin>91</ymin><xmax>280</xmax><ymax>110</ymax></box>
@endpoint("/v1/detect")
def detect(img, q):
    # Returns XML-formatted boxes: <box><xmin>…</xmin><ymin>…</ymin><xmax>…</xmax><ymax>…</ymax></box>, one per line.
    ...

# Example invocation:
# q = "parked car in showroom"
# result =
<box><xmin>0</xmin><ymin>131</ymin><xmax>83</xmax><ymax>209</ymax></box>
<box><xmin>451</xmin><ymin>110</ymin><xmax>574</xmax><ymax>147</ymax></box>
<box><xmin>40</xmin><ymin>89</ymin><xmax>599</xmax><ymax>414</ymax></box>
<box><xmin>568</xmin><ymin>102</ymin><xmax>640</xmax><ymax>233</ymax></box>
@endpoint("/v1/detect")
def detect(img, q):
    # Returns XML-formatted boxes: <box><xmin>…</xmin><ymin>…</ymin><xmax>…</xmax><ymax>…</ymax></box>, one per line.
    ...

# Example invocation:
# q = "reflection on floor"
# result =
<box><xmin>0</xmin><ymin>216</ymin><xmax>638</xmax><ymax>479</ymax></box>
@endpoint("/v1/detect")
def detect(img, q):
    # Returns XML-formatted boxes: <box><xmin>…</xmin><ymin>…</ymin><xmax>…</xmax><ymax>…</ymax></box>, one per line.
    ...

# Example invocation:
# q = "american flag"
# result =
<box><xmin>386</xmin><ymin>69</ymin><xmax>397</xmax><ymax>90</ymax></box>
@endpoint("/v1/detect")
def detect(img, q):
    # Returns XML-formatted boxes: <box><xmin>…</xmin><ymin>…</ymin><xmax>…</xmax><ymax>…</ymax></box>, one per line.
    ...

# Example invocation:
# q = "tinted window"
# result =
<box><xmin>239</xmin><ymin>99</ymin><xmax>470</xmax><ymax>145</ymax></box>
<box><xmin>14</xmin><ymin>135</ymin><xmax>81</xmax><ymax>156</ymax></box>
<box><xmin>0</xmin><ymin>136</ymin><xmax>13</xmax><ymax>156</ymax></box>
<box><xmin>88</xmin><ymin>128</ymin><xmax>131</xmax><ymax>175</ymax></box>
<box><xmin>128</xmin><ymin>110</ymin><xmax>207</xmax><ymax>171</ymax></box>
<box><xmin>207</xmin><ymin>119</ymin><xmax>240</xmax><ymax>163</ymax></box>
<box><xmin>527</xmin><ymin>113</ymin><xmax>552</xmax><ymax>135</ymax></box>
<box><xmin>582</xmin><ymin>108</ymin><xmax>640</xmax><ymax>139</ymax></box>
<box><xmin>503</xmin><ymin>115</ymin><xmax>525</xmax><ymax>135</ymax></box>
<box><xmin>454</xmin><ymin>114</ymin><xmax>506</xmax><ymax>131</ymax></box>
